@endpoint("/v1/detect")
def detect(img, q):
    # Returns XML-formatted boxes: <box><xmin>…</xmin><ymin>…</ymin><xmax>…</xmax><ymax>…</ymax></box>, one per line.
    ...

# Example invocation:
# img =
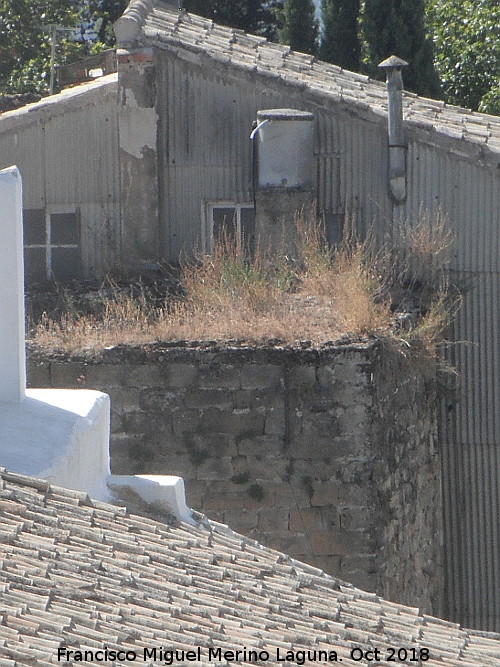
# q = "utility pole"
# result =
<box><xmin>39</xmin><ymin>24</ymin><xmax>78</xmax><ymax>94</ymax></box>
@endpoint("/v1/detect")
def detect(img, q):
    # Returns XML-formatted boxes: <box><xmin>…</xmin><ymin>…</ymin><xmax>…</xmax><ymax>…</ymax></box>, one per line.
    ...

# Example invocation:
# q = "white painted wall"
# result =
<box><xmin>0</xmin><ymin>166</ymin><xmax>111</xmax><ymax>499</ymax></box>
<box><xmin>108</xmin><ymin>474</ymin><xmax>196</xmax><ymax>524</ymax></box>
<box><xmin>0</xmin><ymin>166</ymin><xmax>26</xmax><ymax>402</ymax></box>
<box><xmin>0</xmin><ymin>389</ymin><xmax>111</xmax><ymax>498</ymax></box>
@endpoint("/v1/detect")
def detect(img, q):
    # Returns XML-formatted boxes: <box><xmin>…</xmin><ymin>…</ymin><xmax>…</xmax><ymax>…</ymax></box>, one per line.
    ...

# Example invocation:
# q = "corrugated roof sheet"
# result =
<box><xmin>0</xmin><ymin>75</ymin><xmax>118</xmax><ymax>132</ymax></box>
<box><xmin>126</xmin><ymin>1</ymin><xmax>500</xmax><ymax>163</ymax></box>
<box><xmin>0</xmin><ymin>467</ymin><xmax>499</xmax><ymax>665</ymax></box>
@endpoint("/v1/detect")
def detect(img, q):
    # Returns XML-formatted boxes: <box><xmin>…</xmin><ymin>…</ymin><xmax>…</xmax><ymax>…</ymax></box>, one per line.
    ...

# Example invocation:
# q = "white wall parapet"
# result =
<box><xmin>0</xmin><ymin>166</ymin><xmax>111</xmax><ymax>499</ymax></box>
<box><xmin>107</xmin><ymin>474</ymin><xmax>196</xmax><ymax>525</ymax></box>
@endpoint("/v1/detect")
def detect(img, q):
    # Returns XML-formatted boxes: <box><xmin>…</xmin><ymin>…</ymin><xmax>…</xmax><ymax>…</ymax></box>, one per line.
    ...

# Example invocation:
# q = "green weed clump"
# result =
<box><xmin>29</xmin><ymin>213</ymin><xmax>456</xmax><ymax>356</ymax></box>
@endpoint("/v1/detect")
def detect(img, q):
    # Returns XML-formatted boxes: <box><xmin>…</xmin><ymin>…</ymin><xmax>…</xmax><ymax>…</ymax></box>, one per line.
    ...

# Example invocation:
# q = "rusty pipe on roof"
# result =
<box><xmin>378</xmin><ymin>55</ymin><xmax>408</xmax><ymax>204</ymax></box>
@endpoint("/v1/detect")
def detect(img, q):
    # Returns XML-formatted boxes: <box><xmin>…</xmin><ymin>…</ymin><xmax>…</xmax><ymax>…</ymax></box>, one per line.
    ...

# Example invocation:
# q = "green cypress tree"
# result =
<box><xmin>278</xmin><ymin>0</ymin><xmax>318</xmax><ymax>55</ymax></box>
<box><xmin>363</xmin><ymin>0</ymin><xmax>441</xmax><ymax>97</ymax></box>
<box><xmin>319</xmin><ymin>0</ymin><xmax>361</xmax><ymax>71</ymax></box>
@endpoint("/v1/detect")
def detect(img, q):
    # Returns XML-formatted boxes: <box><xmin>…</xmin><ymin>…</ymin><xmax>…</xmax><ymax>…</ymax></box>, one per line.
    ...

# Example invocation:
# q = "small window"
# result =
<box><xmin>23</xmin><ymin>208</ymin><xmax>82</xmax><ymax>282</ymax></box>
<box><xmin>205</xmin><ymin>202</ymin><xmax>255</xmax><ymax>253</ymax></box>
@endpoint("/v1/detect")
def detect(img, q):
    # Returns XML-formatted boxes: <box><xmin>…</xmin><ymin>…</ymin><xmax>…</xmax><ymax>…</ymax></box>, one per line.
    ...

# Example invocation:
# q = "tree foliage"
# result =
<box><xmin>3</xmin><ymin>0</ymin><xmax>499</xmax><ymax>118</ymax></box>
<box><xmin>426</xmin><ymin>0</ymin><xmax>500</xmax><ymax>113</ymax></box>
<box><xmin>363</xmin><ymin>0</ymin><xmax>441</xmax><ymax>98</ymax></box>
<box><xmin>319</xmin><ymin>0</ymin><xmax>360</xmax><ymax>70</ymax></box>
<box><xmin>0</xmin><ymin>0</ymin><xmax>125</xmax><ymax>94</ymax></box>
<box><xmin>277</xmin><ymin>0</ymin><xmax>318</xmax><ymax>55</ymax></box>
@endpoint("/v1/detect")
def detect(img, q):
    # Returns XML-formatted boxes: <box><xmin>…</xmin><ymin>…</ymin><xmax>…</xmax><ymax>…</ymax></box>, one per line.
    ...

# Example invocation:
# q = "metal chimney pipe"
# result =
<box><xmin>378</xmin><ymin>55</ymin><xmax>408</xmax><ymax>204</ymax></box>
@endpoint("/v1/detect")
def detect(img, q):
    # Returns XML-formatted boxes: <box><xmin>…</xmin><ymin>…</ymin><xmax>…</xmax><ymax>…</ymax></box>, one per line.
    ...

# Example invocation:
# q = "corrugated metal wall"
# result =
<box><xmin>157</xmin><ymin>49</ymin><xmax>500</xmax><ymax>632</ymax></box>
<box><xmin>0</xmin><ymin>83</ymin><xmax>121</xmax><ymax>278</ymax></box>
<box><xmin>156</xmin><ymin>54</ymin><xmax>392</xmax><ymax>260</ymax></box>
<box><xmin>401</xmin><ymin>142</ymin><xmax>500</xmax><ymax>631</ymax></box>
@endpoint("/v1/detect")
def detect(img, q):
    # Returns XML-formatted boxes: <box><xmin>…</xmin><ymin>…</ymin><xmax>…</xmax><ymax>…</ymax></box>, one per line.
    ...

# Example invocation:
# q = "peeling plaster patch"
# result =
<box><xmin>123</xmin><ymin>87</ymin><xmax>140</xmax><ymax>109</ymax></box>
<box><xmin>120</xmin><ymin>103</ymin><xmax>158</xmax><ymax>158</ymax></box>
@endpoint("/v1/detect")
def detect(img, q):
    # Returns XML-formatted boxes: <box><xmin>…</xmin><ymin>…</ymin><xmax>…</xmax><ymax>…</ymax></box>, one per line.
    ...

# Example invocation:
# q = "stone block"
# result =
<box><xmin>110</xmin><ymin>410</ymin><xmax>124</xmax><ymax>434</ymax></box>
<box><xmin>339</xmin><ymin>506</ymin><xmax>373</xmax><ymax>531</ymax></box>
<box><xmin>317</xmin><ymin>362</ymin><xmax>370</xmax><ymax>389</ymax></box>
<box><xmin>198</xmin><ymin>364</ymin><xmax>241</xmax><ymax>389</ymax></box>
<box><xmin>259</xmin><ymin>531</ymin><xmax>310</xmax><ymax>557</ymax></box>
<box><xmin>184</xmin><ymin>388</ymin><xmax>234</xmax><ymax>411</ymax></box>
<box><xmin>196</xmin><ymin>456</ymin><xmax>234</xmax><ymax>481</ymax></box>
<box><xmin>149</xmin><ymin>454</ymin><xmax>197</xmax><ymax>480</ymax></box>
<box><xmin>49</xmin><ymin>362</ymin><xmax>87</xmax><ymax>388</ymax></box>
<box><xmin>122</xmin><ymin>411</ymin><xmax>171</xmax><ymax>435</ymax></box>
<box><xmin>309</xmin><ymin>528</ymin><xmax>370</xmax><ymax>556</ymax></box>
<box><xmin>288</xmin><ymin>364</ymin><xmax>317</xmax><ymax>388</ymax></box>
<box><xmin>288</xmin><ymin>435</ymin><xmax>339</xmax><ymax>460</ymax></box>
<box><xmin>240</xmin><ymin>364</ymin><xmax>283</xmax><ymax>390</ymax></box>
<box><xmin>184</xmin><ymin>479</ymin><xmax>208</xmax><ymax>507</ymax></box>
<box><xmin>224</xmin><ymin>508</ymin><xmax>259</xmax><ymax>533</ymax></box>
<box><xmin>281</xmin><ymin>479</ymin><xmax>314</xmax><ymax>509</ymax></box>
<box><xmin>310</xmin><ymin>482</ymin><xmax>339</xmax><ymax>507</ymax></box>
<box><xmin>289</xmin><ymin>507</ymin><xmax>323</xmax><ymax>532</ymax></box>
<box><xmin>333</xmin><ymin>458</ymin><xmax>374</xmax><ymax>486</ymax></box>
<box><xmin>201</xmin><ymin>492</ymin><xmax>245</xmax><ymax>511</ymax></box>
<box><xmin>340</xmin><ymin>553</ymin><xmax>378</xmax><ymax>574</ymax></box>
<box><xmin>258</xmin><ymin>507</ymin><xmax>290</xmax><ymax>532</ymax></box>
<box><xmin>107</xmin><ymin>387</ymin><xmax>141</xmax><ymax>413</ymax></box>
<box><xmin>126</xmin><ymin>364</ymin><xmax>164</xmax><ymax>388</ymax></box>
<box><xmin>159</xmin><ymin>362</ymin><xmax>199</xmax><ymax>388</ymax></box>
<box><xmin>200</xmin><ymin>408</ymin><xmax>265</xmax><ymax>437</ymax></box>
<box><xmin>244</xmin><ymin>456</ymin><xmax>288</xmax><ymax>482</ymax></box>
<box><xmin>336</xmin><ymin>404</ymin><xmax>371</xmax><ymax>436</ymax></box>
<box><xmin>237</xmin><ymin>435</ymin><xmax>283</xmax><ymax>457</ymax></box>
<box><xmin>202</xmin><ymin>433</ymin><xmax>239</xmax><ymax>457</ymax></box>
<box><xmin>171</xmin><ymin>412</ymin><xmax>202</xmax><ymax>437</ymax></box>
<box><xmin>26</xmin><ymin>361</ymin><xmax>51</xmax><ymax>388</ymax></box>
<box><xmin>139</xmin><ymin>388</ymin><xmax>184</xmax><ymax>411</ymax></box>
<box><xmin>235</xmin><ymin>388</ymin><xmax>283</xmax><ymax>412</ymax></box>
<box><xmin>244</xmin><ymin>483</ymin><xmax>277</xmax><ymax>509</ymax></box>
<box><xmin>319</xmin><ymin>506</ymin><xmax>341</xmax><ymax>530</ymax></box>
<box><xmin>263</xmin><ymin>404</ymin><xmax>286</xmax><ymax>436</ymax></box>
<box><xmin>291</xmin><ymin>458</ymin><xmax>335</xmax><ymax>479</ymax></box>
<box><xmin>110</xmin><ymin>434</ymin><xmax>142</xmax><ymax>473</ymax></box>
<box><xmin>300</xmin><ymin>413</ymin><xmax>341</xmax><ymax>439</ymax></box>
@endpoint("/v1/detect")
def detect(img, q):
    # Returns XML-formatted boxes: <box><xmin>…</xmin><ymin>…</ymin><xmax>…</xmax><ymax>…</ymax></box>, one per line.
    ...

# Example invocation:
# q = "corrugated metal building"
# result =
<box><xmin>0</xmin><ymin>75</ymin><xmax>120</xmax><ymax>282</ymax></box>
<box><xmin>1</xmin><ymin>0</ymin><xmax>499</xmax><ymax>633</ymax></box>
<box><xmin>115</xmin><ymin>2</ymin><xmax>500</xmax><ymax>631</ymax></box>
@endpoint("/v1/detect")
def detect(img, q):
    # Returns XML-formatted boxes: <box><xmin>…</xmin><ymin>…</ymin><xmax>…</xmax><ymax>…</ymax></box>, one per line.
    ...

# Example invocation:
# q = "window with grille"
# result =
<box><xmin>23</xmin><ymin>208</ymin><xmax>82</xmax><ymax>282</ymax></box>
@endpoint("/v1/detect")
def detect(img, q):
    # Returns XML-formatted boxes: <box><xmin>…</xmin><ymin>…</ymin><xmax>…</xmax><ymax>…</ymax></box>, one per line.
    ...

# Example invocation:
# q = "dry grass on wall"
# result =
<box><xmin>28</xmin><ymin>214</ymin><xmax>457</xmax><ymax>356</ymax></box>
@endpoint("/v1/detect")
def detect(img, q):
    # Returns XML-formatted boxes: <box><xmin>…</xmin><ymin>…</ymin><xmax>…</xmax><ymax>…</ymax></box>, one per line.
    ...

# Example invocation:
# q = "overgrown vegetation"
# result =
<box><xmin>28</xmin><ymin>214</ymin><xmax>457</xmax><ymax>359</ymax></box>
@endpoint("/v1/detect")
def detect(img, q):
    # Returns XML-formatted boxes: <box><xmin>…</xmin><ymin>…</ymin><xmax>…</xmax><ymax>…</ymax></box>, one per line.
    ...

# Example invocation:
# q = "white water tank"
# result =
<box><xmin>255</xmin><ymin>109</ymin><xmax>315</xmax><ymax>188</ymax></box>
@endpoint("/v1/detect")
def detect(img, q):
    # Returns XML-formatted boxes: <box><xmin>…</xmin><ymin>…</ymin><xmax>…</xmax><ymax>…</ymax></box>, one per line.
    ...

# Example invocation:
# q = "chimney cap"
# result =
<box><xmin>378</xmin><ymin>55</ymin><xmax>409</xmax><ymax>70</ymax></box>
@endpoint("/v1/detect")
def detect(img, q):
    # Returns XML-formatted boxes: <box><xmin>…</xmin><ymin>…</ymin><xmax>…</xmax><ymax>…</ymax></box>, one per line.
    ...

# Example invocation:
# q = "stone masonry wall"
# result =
<box><xmin>28</xmin><ymin>341</ymin><xmax>442</xmax><ymax>615</ymax></box>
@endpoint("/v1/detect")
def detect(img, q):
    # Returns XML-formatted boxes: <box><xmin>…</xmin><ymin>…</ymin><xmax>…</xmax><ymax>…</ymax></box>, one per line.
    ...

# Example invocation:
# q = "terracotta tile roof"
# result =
<box><xmin>0</xmin><ymin>468</ymin><xmax>499</xmax><ymax>665</ymax></box>
<box><xmin>132</xmin><ymin>1</ymin><xmax>500</xmax><ymax>160</ymax></box>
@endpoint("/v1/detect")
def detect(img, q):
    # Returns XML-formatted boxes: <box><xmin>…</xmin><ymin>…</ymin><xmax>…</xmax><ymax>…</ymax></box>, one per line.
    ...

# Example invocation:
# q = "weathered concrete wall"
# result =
<box><xmin>28</xmin><ymin>341</ymin><xmax>442</xmax><ymax>615</ymax></box>
<box><xmin>117</xmin><ymin>47</ymin><xmax>159</xmax><ymax>269</ymax></box>
<box><xmin>254</xmin><ymin>187</ymin><xmax>316</xmax><ymax>254</ymax></box>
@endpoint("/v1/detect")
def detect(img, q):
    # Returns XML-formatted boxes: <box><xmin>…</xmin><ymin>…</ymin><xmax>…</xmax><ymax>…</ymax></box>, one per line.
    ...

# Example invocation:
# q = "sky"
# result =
<box><xmin>313</xmin><ymin>0</ymin><xmax>322</xmax><ymax>26</ymax></box>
